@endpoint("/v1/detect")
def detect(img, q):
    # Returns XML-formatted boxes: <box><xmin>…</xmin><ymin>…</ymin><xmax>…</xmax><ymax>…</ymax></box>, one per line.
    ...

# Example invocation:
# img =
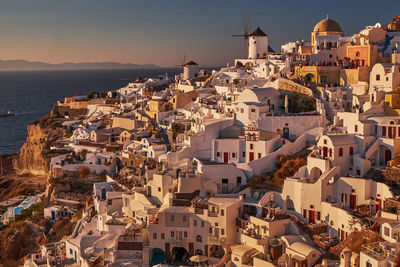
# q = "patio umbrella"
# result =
<box><xmin>189</xmin><ymin>255</ymin><xmax>208</xmax><ymax>263</ymax></box>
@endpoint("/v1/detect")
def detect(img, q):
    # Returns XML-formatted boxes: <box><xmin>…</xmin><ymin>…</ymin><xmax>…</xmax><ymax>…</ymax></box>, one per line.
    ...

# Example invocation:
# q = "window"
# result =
<box><xmin>251</xmin><ymin>109</ymin><xmax>255</xmax><ymax>112</ymax></box>
<box><xmin>339</xmin><ymin>148</ymin><xmax>343</xmax><ymax>157</ymax></box>
<box><xmin>384</xmin><ymin>226</ymin><xmax>390</xmax><ymax>236</ymax></box>
<box><xmin>258</xmin><ymin>153</ymin><xmax>261</xmax><ymax>159</ymax></box>
<box><xmin>375</xmin><ymin>125</ymin><xmax>378</xmax><ymax>135</ymax></box>
<box><xmin>324</xmin><ymin>139</ymin><xmax>327</xmax><ymax>144</ymax></box>
<box><xmin>366</xmin><ymin>261</ymin><xmax>372</xmax><ymax>267</ymax></box>
<box><xmin>153</xmin><ymin>233</ymin><xmax>157</xmax><ymax>239</ymax></box>
<box><xmin>194</xmin><ymin>220</ymin><xmax>197</xmax><ymax>226</ymax></box>
<box><xmin>184</xmin><ymin>231</ymin><xmax>187</xmax><ymax>238</ymax></box>
<box><xmin>201</xmin><ymin>221</ymin><xmax>204</xmax><ymax>227</ymax></box>
<box><xmin>350</xmin><ymin>147</ymin><xmax>354</xmax><ymax>155</ymax></box>
<box><xmin>376</xmin><ymin>74</ymin><xmax>380</xmax><ymax>81</ymax></box>
<box><xmin>171</xmin><ymin>231</ymin><xmax>174</xmax><ymax>238</ymax></box>
<box><xmin>196</xmin><ymin>235</ymin><xmax>202</xmax><ymax>242</ymax></box>
<box><xmin>355</xmin><ymin>125</ymin><xmax>358</xmax><ymax>132</ymax></box>
<box><xmin>386</xmin><ymin>77</ymin><xmax>389</xmax><ymax>81</ymax></box>
<box><xmin>242</xmin><ymin>151</ymin><xmax>245</xmax><ymax>157</ymax></box>
<box><xmin>382</xmin><ymin>126</ymin><xmax>387</xmax><ymax>137</ymax></box>
<box><xmin>317</xmin><ymin>212</ymin><xmax>321</xmax><ymax>220</ymax></box>
<box><xmin>329</xmin><ymin>148</ymin><xmax>332</xmax><ymax>157</ymax></box>
<box><xmin>221</xmin><ymin>209</ymin><xmax>224</xmax><ymax>216</ymax></box>
<box><xmin>158</xmin><ymin>187</ymin><xmax>161</xmax><ymax>192</ymax></box>
<box><xmin>161</xmin><ymin>233</ymin><xmax>165</xmax><ymax>239</ymax></box>
<box><xmin>240</xmin><ymin>108</ymin><xmax>244</xmax><ymax>113</ymax></box>
<box><xmin>216</xmin><ymin>152</ymin><xmax>220</xmax><ymax>157</ymax></box>
<box><xmin>171</xmin><ymin>215</ymin><xmax>174</xmax><ymax>222</ymax></box>
<box><xmin>250</xmin><ymin>144</ymin><xmax>253</xmax><ymax>150</ymax></box>
<box><xmin>209</xmin><ymin>227</ymin><xmax>212</xmax><ymax>234</ymax></box>
<box><xmin>221</xmin><ymin>229</ymin><xmax>225</xmax><ymax>235</ymax></box>
<box><xmin>232</xmin><ymin>153</ymin><xmax>236</xmax><ymax>158</ymax></box>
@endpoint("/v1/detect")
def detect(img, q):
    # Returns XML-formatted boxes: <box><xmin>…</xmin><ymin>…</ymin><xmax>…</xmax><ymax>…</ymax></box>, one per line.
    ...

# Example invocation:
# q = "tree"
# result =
<box><xmin>78</xmin><ymin>166</ymin><xmax>90</xmax><ymax>178</ymax></box>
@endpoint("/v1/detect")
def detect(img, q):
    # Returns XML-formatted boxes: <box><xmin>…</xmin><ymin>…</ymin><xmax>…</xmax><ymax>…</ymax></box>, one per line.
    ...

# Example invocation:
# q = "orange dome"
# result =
<box><xmin>313</xmin><ymin>18</ymin><xmax>343</xmax><ymax>32</ymax></box>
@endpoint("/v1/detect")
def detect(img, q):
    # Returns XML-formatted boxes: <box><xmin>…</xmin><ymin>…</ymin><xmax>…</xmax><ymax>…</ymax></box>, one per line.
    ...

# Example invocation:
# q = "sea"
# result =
<box><xmin>0</xmin><ymin>68</ymin><xmax>181</xmax><ymax>154</ymax></box>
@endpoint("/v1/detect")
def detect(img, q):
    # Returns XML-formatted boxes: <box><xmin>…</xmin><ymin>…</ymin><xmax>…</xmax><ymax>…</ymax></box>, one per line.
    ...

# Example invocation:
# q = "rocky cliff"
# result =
<box><xmin>13</xmin><ymin>115</ymin><xmax>66</xmax><ymax>176</ymax></box>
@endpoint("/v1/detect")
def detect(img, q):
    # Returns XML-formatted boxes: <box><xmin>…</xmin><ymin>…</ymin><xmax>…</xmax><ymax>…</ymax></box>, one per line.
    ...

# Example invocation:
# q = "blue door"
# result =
<box><xmin>51</xmin><ymin>210</ymin><xmax>55</xmax><ymax>221</ymax></box>
<box><xmin>101</xmin><ymin>188</ymin><xmax>106</xmax><ymax>200</ymax></box>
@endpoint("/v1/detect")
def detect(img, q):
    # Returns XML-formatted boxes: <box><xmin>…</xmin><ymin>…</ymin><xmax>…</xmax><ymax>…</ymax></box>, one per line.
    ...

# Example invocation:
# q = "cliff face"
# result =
<box><xmin>13</xmin><ymin>115</ymin><xmax>66</xmax><ymax>176</ymax></box>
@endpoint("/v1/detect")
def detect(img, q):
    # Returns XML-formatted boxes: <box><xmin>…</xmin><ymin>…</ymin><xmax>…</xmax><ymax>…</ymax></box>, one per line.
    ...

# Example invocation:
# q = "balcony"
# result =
<box><xmin>236</xmin><ymin>217</ymin><xmax>248</xmax><ymax>229</ymax></box>
<box><xmin>169</xmin><ymin>239</ymin><xmax>187</xmax><ymax>247</ymax></box>
<box><xmin>208</xmin><ymin>236</ymin><xmax>226</xmax><ymax>246</ymax></box>
<box><xmin>194</xmin><ymin>208</ymin><xmax>204</xmax><ymax>215</ymax></box>
<box><xmin>208</xmin><ymin>211</ymin><xmax>218</xmax><ymax>217</ymax></box>
<box><xmin>361</xmin><ymin>242</ymin><xmax>400</xmax><ymax>263</ymax></box>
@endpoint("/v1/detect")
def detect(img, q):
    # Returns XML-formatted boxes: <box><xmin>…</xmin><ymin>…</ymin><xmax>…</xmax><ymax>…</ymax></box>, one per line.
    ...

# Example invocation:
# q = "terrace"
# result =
<box><xmin>361</xmin><ymin>242</ymin><xmax>400</xmax><ymax>263</ymax></box>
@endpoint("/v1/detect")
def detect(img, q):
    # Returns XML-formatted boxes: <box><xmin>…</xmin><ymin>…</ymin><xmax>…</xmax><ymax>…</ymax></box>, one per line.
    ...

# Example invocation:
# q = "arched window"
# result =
<box><xmin>349</xmin><ymin>147</ymin><xmax>354</xmax><ymax>155</ymax></box>
<box><xmin>339</xmin><ymin>148</ymin><xmax>343</xmax><ymax>157</ymax></box>
<box><xmin>356</xmin><ymin>51</ymin><xmax>360</xmax><ymax>57</ymax></box>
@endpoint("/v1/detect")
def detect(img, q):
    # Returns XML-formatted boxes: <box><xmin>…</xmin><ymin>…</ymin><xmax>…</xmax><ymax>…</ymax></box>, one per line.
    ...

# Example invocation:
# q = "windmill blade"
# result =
<box><xmin>242</xmin><ymin>15</ymin><xmax>250</xmax><ymax>52</ymax></box>
<box><xmin>243</xmin><ymin>15</ymin><xmax>250</xmax><ymax>37</ymax></box>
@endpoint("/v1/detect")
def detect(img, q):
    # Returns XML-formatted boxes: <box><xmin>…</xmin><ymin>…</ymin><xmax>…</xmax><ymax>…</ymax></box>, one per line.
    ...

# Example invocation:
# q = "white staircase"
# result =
<box><xmin>142</xmin><ymin>245</ymin><xmax>150</xmax><ymax>267</ymax></box>
<box><xmin>301</xmin><ymin>234</ymin><xmax>314</xmax><ymax>245</ymax></box>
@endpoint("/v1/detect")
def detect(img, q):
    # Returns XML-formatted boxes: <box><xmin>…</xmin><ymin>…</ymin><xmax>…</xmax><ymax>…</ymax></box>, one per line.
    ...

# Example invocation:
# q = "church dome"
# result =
<box><xmin>313</xmin><ymin>18</ymin><xmax>343</xmax><ymax>32</ymax></box>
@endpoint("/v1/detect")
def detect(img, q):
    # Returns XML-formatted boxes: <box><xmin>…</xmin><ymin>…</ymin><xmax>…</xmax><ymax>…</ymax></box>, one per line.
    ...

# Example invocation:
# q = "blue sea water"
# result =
<box><xmin>0</xmin><ymin>68</ymin><xmax>180</xmax><ymax>154</ymax></box>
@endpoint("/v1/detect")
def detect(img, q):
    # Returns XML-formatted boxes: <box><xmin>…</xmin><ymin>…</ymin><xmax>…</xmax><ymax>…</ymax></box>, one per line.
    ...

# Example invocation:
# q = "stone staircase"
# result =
<box><xmin>301</xmin><ymin>233</ymin><xmax>314</xmax><ymax>245</ymax></box>
<box><xmin>142</xmin><ymin>245</ymin><xmax>150</xmax><ymax>267</ymax></box>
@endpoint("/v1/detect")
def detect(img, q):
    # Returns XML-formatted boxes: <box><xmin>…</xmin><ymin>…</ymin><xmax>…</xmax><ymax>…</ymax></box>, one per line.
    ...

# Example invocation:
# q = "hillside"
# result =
<box><xmin>0</xmin><ymin>59</ymin><xmax>159</xmax><ymax>71</ymax></box>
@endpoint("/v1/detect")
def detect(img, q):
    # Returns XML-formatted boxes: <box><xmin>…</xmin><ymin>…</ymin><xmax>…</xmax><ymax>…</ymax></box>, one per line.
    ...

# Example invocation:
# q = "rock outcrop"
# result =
<box><xmin>13</xmin><ymin>115</ymin><xmax>66</xmax><ymax>176</ymax></box>
<box><xmin>0</xmin><ymin>222</ymin><xmax>46</xmax><ymax>263</ymax></box>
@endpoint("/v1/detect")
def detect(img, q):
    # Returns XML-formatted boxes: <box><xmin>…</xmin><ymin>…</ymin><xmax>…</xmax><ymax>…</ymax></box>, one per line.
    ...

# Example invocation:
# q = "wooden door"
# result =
<box><xmin>385</xmin><ymin>150</ymin><xmax>392</xmax><ymax>164</ymax></box>
<box><xmin>165</xmin><ymin>243</ymin><xmax>170</xmax><ymax>262</ymax></box>
<box><xmin>308</xmin><ymin>210</ymin><xmax>315</xmax><ymax>224</ymax></box>
<box><xmin>249</xmin><ymin>152</ymin><xmax>254</xmax><ymax>161</ymax></box>
<box><xmin>350</xmin><ymin>195</ymin><xmax>356</xmax><ymax>210</ymax></box>
<box><xmin>340</xmin><ymin>229</ymin><xmax>345</xmax><ymax>241</ymax></box>
<box><xmin>223</xmin><ymin>152</ymin><xmax>228</xmax><ymax>163</ymax></box>
<box><xmin>189</xmin><ymin>243</ymin><xmax>194</xmax><ymax>256</ymax></box>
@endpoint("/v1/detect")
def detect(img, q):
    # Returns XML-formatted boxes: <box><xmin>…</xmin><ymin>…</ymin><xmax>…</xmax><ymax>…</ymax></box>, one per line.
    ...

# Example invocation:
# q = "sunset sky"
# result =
<box><xmin>0</xmin><ymin>0</ymin><xmax>398</xmax><ymax>67</ymax></box>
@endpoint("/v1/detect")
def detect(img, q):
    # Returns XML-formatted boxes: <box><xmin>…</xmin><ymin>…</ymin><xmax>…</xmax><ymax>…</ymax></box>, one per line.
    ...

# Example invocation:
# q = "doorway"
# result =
<box><xmin>249</xmin><ymin>152</ymin><xmax>254</xmax><ymax>161</ymax></box>
<box><xmin>385</xmin><ymin>150</ymin><xmax>392</xmax><ymax>165</ymax></box>
<box><xmin>350</xmin><ymin>195</ymin><xmax>356</xmax><ymax>210</ymax></box>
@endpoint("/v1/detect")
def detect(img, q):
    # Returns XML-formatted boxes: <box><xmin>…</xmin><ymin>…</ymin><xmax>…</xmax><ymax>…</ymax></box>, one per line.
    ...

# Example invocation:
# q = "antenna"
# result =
<box><xmin>232</xmin><ymin>15</ymin><xmax>251</xmax><ymax>56</ymax></box>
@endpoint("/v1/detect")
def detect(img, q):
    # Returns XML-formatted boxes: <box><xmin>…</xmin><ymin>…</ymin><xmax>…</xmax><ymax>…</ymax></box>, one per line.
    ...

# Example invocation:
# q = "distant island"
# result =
<box><xmin>0</xmin><ymin>59</ymin><xmax>159</xmax><ymax>71</ymax></box>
